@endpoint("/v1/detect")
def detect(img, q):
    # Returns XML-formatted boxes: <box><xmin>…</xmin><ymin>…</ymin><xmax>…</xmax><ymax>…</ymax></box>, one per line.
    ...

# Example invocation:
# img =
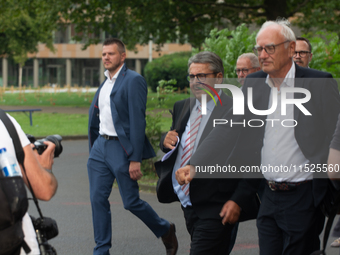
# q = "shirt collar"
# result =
<box><xmin>104</xmin><ymin>64</ymin><xmax>124</xmax><ymax>81</ymax></box>
<box><xmin>265</xmin><ymin>61</ymin><xmax>295</xmax><ymax>88</ymax></box>
<box><xmin>195</xmin><ymin>89</ymin><xmax>222</xmax><ymax>112</ymax></box>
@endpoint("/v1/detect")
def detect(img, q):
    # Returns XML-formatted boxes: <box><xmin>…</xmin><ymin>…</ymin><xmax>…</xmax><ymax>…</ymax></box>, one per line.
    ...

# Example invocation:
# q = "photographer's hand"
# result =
<box><xmin>33</xmin><ymin>141</ymin><xmax>55</xmax><ymax>171</ymax></box>
<box><xmin>21</xmin><ymin>142</ymin><xmax>58</xmax><ymax>201</ymax></box>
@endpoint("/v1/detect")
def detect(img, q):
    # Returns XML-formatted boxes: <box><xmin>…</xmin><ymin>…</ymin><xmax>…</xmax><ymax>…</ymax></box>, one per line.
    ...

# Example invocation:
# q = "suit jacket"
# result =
<box><xmin>191</xmin><ymin>63</ymin><xmax>340</xmax><ymax>207</ymax></box>
<box><xmin>155</xmin><ymin>92</ymin><xmax>260</xmax><ymax>220</ymax></box>
<box><xmin>88</xmin><ymin>63</ymin><xmax>155</xmax><ymax>162</ymax></box>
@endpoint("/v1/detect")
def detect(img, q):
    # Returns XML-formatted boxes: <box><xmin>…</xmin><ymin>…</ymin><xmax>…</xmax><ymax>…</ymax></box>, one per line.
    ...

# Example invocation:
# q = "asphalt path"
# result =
<box><xmin>27</xmin><ymin>140</ymin><xmax>340</xmax><ymax>255</ymax></box>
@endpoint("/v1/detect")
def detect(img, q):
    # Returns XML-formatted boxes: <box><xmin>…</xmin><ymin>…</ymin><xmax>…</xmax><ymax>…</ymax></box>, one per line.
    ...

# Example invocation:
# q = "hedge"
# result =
<box><xmin>144</xmin><ymin>51</ymin><xmax>191</xmax><ymax>92</ymax></box>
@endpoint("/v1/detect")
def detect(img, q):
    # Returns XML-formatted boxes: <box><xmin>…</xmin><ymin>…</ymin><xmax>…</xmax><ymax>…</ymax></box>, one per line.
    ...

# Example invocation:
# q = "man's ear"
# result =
<box><xmin>288</xmin><ymin>41</ymin><xmax>296</xmax><ymax>58</ymax></box>
<box><xmin>216</xmin><ymin>72</ymin><xmax>224</xmax><ymax>83</ymax></box>
<box><xmin>121</xmin><ymin>52</ymin><xmax>127</xmax><ymax>62</ymax></box>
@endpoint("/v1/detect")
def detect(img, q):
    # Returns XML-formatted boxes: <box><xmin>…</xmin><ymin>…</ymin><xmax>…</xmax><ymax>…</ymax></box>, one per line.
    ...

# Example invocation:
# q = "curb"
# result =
<box><xmin>35</xmin><ymin>135</ymin><xmax>88</xmax><ymax>141</ymax></box>
<box><xmin>138</xmin><ymin>184</ymin><xmax>156</xmax><ymax>193</ymax></box>
<box><xmin>62</xmin><ymin>135</ymin><xmax>88</xmax><ymax>140</ymax></box>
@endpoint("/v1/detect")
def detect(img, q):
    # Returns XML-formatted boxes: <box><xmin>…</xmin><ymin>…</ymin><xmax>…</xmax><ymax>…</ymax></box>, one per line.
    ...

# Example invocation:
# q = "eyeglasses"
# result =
<box><xmin>186</xmin><ymin>72</ymin><xmax>218</xmax><ymax>83</ymax></box>
<box><xmin>293</xmin><ymin>51</ymin><xmax>311</xmax><ymax>58</ymax></box>
<box><xmin>253</xmin><ymin>40</ymin><xmax>290</xmax><ymax>56</ymax></box>
<box><xmin>235</xmin><ymin>67</ymin><xmax>258</xmax><ymax>75</ymax></box>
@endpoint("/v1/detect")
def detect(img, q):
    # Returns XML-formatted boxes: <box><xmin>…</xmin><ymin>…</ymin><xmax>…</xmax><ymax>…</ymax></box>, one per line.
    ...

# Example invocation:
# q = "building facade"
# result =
<box><xmin>0</xmin><ymin>41</ymin><xmax>192</xmax><ymax>88</ymax></box>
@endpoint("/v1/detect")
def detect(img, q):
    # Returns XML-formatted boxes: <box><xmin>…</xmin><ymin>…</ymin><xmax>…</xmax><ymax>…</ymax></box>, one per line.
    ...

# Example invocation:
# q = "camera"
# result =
<box><xmin>30</xmin><ymin>216</ymin><xmax>58</xmax><ymax>255</ymax></box>
<box><xmin>26</xmin><ymin>135</ymin><xmax>63</xmax><ymax>158</ymax></box>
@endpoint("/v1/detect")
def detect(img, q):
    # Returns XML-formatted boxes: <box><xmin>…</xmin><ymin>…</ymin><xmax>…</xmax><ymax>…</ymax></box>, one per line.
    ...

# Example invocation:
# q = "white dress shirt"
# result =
<box><xmin>98</xmin><ymin>65</ymin><xmax>124</xmax><ymax>136</ymax></box>
<box><xmin>261</xmin><ymin>62</ymin><xmax>312</xmax><ymax>182</ymax></box>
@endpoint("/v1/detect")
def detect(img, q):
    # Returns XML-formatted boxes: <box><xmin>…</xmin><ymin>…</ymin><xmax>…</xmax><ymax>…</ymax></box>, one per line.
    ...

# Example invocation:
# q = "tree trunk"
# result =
<box><xmin>18</xmin><ymin>63</ymin><xmax>22</xmax><ymax>89</ymax></box>
<box><xmin>264</xmin><ymin>0</ymin><xmax>287</xmax><ymax>20</ymax></box>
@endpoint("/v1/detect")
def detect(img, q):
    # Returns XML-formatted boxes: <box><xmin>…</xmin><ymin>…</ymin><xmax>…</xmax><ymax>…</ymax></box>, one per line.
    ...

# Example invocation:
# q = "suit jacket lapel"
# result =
<box><xmin>179</xmin><ymin>98</ymin><xmax>195</xmax><ymax>136</ymax></box>
<box><xmin>198</xmin><ymin>92</ymin><xmax>228</xmax><ymax>145</ymax></box>
<box><xmin>110</xmin><ymin>63</ymin><xmax>127</xmax><ymax>98</ymax></box>
<box><xmin>252</xmin><ymin>79</ymin><xmax>271</xmax><ymax>114</ymax></box>
<box><xmin>109</xmin><ymin>64</ymin><xmax>127</xmax><ymax>122</ymax></box>
<box><xmin>293</xmin><ymin>63</ymin><xmax>306</xmax><ymax>122</ymax></box>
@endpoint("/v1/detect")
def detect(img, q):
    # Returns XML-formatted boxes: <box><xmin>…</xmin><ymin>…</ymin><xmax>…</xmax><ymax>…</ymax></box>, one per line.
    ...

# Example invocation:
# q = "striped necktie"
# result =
<box><xmin>180</xmin><ymin>105</ymin><xmax>202</xmax><ymax>196</ymax></box>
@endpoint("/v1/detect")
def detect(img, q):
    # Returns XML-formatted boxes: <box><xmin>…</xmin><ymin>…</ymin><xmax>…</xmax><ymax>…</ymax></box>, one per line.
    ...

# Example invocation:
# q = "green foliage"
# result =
<box><xmin>146</xmin><ymin>91</ymin><xmax>189</xmax><ymax>111</ymax></box>
<box><xmin>2</xmin><ymin>0</ymin><xmax>339</xmax><ymax>60</ymax></box>
<box><xmin>144</xmin><ymin>52</ymin><xmax>191</xmax><ymax>92</ymax></box>
<box><xmin>294</xmin><ymin>1</ymin><xmax>340</xmax><ymax>39</ymax></box>
<box><xmin>193</xmin><ymin>24</ymin><xmax>257</xmax><ymax>78</ymax></box>
<box><xmin>306</xmin><ymin>32</ymin><xmax>340</xmax><ymax>78</ymax></box>
<box><xmin>0</xmin><ymin>0</ymin><xmax>62</xmax><ymax>65</ymax></box>
<box><xmin>63</xmin><ymin>0</ymin><xmax>227</xmax><ymax>50</ymax></box>
<box><xmin>158</xmin><ymin>79</ymin><xmax>177</xmax><ymax>93</ymax></box>
<box><xmin>141</xmin><ymin>112</ymin><xmax>163</xmax><ymax>176</ymax></box>
<box><xmin>157</xmin><ymin>79</ymin><xmax>177</xmax><ymax>107</ymax></box>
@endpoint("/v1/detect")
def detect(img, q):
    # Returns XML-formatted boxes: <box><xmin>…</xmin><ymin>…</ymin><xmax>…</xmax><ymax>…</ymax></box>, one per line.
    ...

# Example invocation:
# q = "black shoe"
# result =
<box><xmin>161</xmin><ymin>223</ymin><xmax>178</xmax><ymax>255</ymax></box>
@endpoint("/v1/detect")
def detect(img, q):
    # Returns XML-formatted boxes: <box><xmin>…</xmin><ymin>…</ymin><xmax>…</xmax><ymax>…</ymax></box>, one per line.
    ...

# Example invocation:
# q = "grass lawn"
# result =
<box><xmin>1</xmin><ymin>89</ymin><xmax>190</xmax><ymax>136</ymax></box>
<box><xmin>9</xmin><ymin>112</ymin><xmax>88</xmax><ymax>137</ymax></box>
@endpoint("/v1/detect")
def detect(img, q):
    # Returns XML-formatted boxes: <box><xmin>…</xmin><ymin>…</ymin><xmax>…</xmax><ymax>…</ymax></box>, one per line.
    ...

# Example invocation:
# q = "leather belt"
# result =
<box><xmin>266</xmin><ymin>180</ymin><xmax>311</xmax><ymax>191</ymax></box>
<box><xmin>101</xmin><ymin>134</ymin><xmax>119</xmax><ymax>140</ymax></box>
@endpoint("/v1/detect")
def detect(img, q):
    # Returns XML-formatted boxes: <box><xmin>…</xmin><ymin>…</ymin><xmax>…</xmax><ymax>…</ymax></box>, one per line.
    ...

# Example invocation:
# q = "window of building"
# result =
<box><xmin>39</xmin><ymin>59</ymin><xmax>66</xmax><ymax>87</ymax></box>
<box><xmin>72</xmin><ymin>59</ymin><xmax>101</xmax><ymax>87</ymax></box>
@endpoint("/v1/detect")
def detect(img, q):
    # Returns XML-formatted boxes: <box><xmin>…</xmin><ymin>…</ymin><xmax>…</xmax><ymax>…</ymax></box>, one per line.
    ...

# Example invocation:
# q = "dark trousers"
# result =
<box><xmin>257</xmin><ymin>181</ymin><xmax>325</xmax><ymax>255</ymax></box>
<box><xmin>228</xmin><ymin>222</ymin><xmax>239</xmax><ymax>254</ymax></box>
<box><xmin>87</xmin><ymin>136</ymin><xmax>169</xmax><ymax>255</ymax></box>
<box><xmin>182</xmin><ymin>205</ymin><xmax>234</xmax><ymax>255</ymax></box>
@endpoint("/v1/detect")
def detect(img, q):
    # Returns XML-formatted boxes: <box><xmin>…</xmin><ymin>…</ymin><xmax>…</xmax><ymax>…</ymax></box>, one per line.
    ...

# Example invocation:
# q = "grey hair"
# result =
<box><xmin>256</xmin><ymin>18</ymin><xmax>296</xmax><ymax>48</ymax></box>
<box><xmin>188</xmin><ymin>51</ymin><xmax>224</xmax><ymax>76</ymax></box>
<box><xmin>237</xmin><ymin>53</ymin><xmax>260</xmax><ymax>68</ymax></box>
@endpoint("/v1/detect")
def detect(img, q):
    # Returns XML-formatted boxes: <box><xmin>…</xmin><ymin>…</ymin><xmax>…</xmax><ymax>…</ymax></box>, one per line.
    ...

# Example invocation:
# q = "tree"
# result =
<box><xmin>63</xmin><ymin>0</ymin><xmax>340</xmax><ymax>51</ymax></box>
<box><xmin>192</xmin><ymin>24</ymin><xmax>257</xmax><ymax>79</ymax></box>
<box><xmin>307</xmin><ymin>31</ymin><xmax>340</xmax><ymax>79</ymax></box>
<box><xmin>295</xmin><ymin>1</ymin><xmax>340</xmax><ymax>36</ymax></box>
<box><xmin>0</xmin><ymin>0</ymin><xmax>62</xmax><ymax>87</ymax></box>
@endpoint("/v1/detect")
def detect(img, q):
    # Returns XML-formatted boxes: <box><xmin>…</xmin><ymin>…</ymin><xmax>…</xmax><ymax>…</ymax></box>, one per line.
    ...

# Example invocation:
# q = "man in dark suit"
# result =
<box><xmin>156</xmin><ymin>51</ymin><xmax>259</xmax><ymax>254</ymax></box>
<box><xmin>88</xmin><ymin>38</ymin><xmax>177</xmax><ymax>255</ymax></box>
<box><xmin>176</xmin><ymin>20</ymin><xmax>340</xmax><ymax>255</ymax></box>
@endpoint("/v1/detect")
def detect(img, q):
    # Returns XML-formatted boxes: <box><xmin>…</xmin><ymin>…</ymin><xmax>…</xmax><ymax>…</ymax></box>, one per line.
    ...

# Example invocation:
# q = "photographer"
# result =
<box><xmin>0</xmin><ymin>113</ymin><xmax>58</xmax><ymax>255</ymax></box>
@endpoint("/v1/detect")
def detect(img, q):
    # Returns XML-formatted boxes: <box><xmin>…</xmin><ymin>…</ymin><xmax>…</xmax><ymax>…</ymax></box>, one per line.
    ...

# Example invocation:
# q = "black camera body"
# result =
<box><xmin>27</xmin><ymin>135</ymin><xmax>63</xmax><ymax>158</ymax></box>
<box><xmin>30</xmin><ymin>216</ymin><xmax>58</xmax><ymax>255</ymax></box>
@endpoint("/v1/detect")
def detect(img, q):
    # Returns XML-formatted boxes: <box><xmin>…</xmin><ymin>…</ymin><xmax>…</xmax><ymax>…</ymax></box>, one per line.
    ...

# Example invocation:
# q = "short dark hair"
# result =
<box><xmin>103</xmin><ymin>38</ymin><xmax>126</xmax><ymax>53</ymax></box>
<box><xmin>188</xmin><ymin>51</ymin><xmax>224</xmax><ymax>76</ymax></box>
<box><xmin>296</xmin><ymin>37</ymin><xmax>312</xmax><ymax>52</ymax></box>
